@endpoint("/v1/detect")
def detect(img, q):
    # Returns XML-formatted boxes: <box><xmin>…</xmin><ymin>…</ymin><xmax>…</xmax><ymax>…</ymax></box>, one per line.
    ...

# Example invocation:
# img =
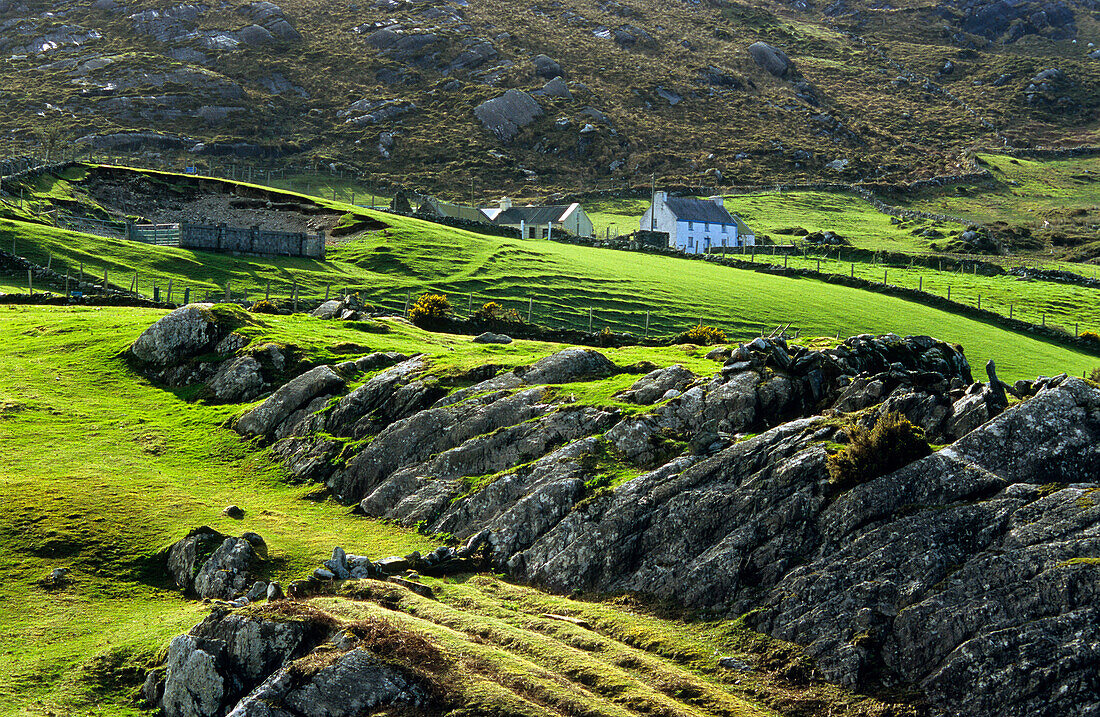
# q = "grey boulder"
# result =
<box><xmin>474</xmin><ymin>89</ymin><xmax>542</xmax><ymax>142</ymax></box>
<box><xmin>748</xmin><ymin>41</ymin><xmax>793</xmax><ymax>77</ymax></box>
<box><xmin>473</xmin><ymin>331</ymin><xmax>512</xmax><ymax>344</ymax></box>
<box><xmin>131</xmin><ymin>304</ymin><xmax>221</xmax><ymax>366</ymax></box>
<box><xmin>520</xmin><ymin>348</ymin><xmax>618</xmax><ymax>384</ymax></box>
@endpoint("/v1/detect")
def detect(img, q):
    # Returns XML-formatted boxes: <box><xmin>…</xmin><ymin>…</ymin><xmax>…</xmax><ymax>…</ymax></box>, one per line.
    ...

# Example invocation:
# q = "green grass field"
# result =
<box><xmin>587</xmin><ymin>192</ymin><xmax>945</xmax><ymax>254</ymax></box>
<box><xmin>0</xmin><ymin>305</ymin><xmax>909</xmax><ymax>717</ymax></box>
<box><xmin>901</xmin><ymin>153</ymin><xmax>1100</xmax><ymax>226</ymax></box>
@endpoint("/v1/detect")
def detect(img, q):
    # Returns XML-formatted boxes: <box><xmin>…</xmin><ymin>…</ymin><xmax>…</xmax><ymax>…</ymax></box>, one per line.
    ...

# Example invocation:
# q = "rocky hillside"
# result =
<box><xmin>4</xmin><ymin>0</ymin><xmax>1100</xmax><ymax>193</ymax></box>
<box><xmin>130</xmin><ymin>303</ymin><xmax>1100</xmax><ymax>717</ymax></box>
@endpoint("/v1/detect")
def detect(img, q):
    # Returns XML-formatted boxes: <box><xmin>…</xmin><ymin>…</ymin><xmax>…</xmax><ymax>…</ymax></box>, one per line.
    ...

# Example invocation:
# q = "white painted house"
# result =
<box><xmin>639</xmin><ymin>192</ymin><xmax>755</xmax><ymax>254</ymax></box>
<box><xmin>481</xmin><ymin>197</ymin><xmax>594</xmax><ymax>239</ymax></box>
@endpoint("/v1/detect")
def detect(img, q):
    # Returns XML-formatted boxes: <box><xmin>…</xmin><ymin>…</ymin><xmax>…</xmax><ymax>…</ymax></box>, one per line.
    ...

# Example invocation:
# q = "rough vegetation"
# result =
<box><xmin>4</xmin><ymin>0</ymin><xmax>1100</xmax><ymax>192</ymax></box>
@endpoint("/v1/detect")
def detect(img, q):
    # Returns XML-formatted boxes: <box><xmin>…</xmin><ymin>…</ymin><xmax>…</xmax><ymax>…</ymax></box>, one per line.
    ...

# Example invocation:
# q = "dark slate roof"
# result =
<box><xmin>494</xmin><ymin>205</ymin><xmax>571</xmax><ymax>225</ymax></box>
<box><xmin>664</xmin><ymin>197</ymin><xmax>736</xmax><ymax>224</ymax></box>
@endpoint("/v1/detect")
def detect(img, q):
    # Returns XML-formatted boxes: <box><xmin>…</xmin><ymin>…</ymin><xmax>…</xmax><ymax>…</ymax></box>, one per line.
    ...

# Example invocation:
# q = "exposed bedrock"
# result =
<box><xmin>130</xmin><ymin>307</ymin><xmax>1099</xmax><ymax>715</ymax></box>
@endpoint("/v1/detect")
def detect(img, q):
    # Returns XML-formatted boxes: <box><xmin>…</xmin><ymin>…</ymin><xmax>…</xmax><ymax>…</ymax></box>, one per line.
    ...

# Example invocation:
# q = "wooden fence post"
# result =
<box><xmin>644</xmin><ymin>310</ymin><xmax>650</xmax><ymax>338</ymax></box>
<box><xmin>184</xmin><ymin>287</ymin><xmax>190</xmax><ymax>304</ymax></box>
<box><xmin>404</xmin><ymin>292</ymin><xmax>410</xmax><ymax>317</ymax></box>
<box><xmin>977</xmin><ymin>294</ymin><xmax>981</xmax><ymax>310</ymax></box>
<box><xmin>527</xmin><ymin>297</ymin><xmax>532</xmax><ymax>324</ymax></box>
<box><xmin>27</xmin><ymin>269</ymin><xmax>32</xmax><ymax>295</ymax></box>
<box><xmin>225</xmin><ymin>281</ymin><xmax>230</xmax><ymax>302</ymax></box>
<box><xmin>1009</xmin><ymin>303</ymin><xmax>1013</xmax><ymax>319</ymax></box>
<box><xmin>947</xmin><ymin>286</ymin><xmax>951</xmax><ymax>301</ymax></box>
<box><xmin>883</xmin><ymin>269</ymin><xmax>888</xmax><ymax>286</ymax></box>
<box><xmin>1042</xmin><ymin>313</ymin><xmax>1046</xmax><ymax>327</ymax></box>
<box><xmin>167</xmin><ymin>278</ymin><xmax>173</xmax><ymax>303</ymax></box>
<box><xmin>325</xmin><ymin>284</ymin><xmax>330</xmax><ymax>301</ymax></box>
<box><xmin>588</xmin><ymin>308</ymin><xmax>593</xmax><ymax>332</ymax></box>
<box><xmin>850</xmin><ymin>263</ymin><xmax>854</xmax><ymax>278</ymax></box>
<box><xmin>918</xmin><ymin>276</ymin><xmax>922</xmax><ymax>291</ymax></box>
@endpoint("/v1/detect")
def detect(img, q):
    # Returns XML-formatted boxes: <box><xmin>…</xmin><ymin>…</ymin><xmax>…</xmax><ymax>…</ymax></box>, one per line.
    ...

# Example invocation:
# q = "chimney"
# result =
<box><xmin>709</xmin><ymin>195</ymin><xmax>724</xmax><ymax>207</ymax></box>
<box><xmin>499</xmin><ymin>197</ymin><xmax>512</xmax><ymax>210</ymax></box>
<box><xmin>653</xmin><ymin>191</ymin><xmax>667</xmax><ymax>204</ymax></box>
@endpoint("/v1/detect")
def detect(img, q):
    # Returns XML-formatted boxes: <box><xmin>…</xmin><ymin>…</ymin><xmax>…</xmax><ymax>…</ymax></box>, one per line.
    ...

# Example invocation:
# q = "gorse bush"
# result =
<box><xmin>250</xmin><ymin>299</ymin><xmax>278</xmax><ymax>314</ymax></box>
<box><xmin>676</xmin><ymin>324</ymin><xmax>727</xmax><ymax>345</ymax></box>
<box><xmin>1087</xmin><ymin>367</ymin><xmax>1100</xmax><ymax>384</ymax></box>
<box><xmin>827</xmin><ymin>411</ymin><xmax>931</xmax><ymax>492</ymax></box>
<box><xmin>471</xmin><ymin>301</ymin><xmax>522</xmax><ymax>323</ymax></box>
<box><xmin>408</xmin><ymin>293</ymin><xmax>452</xmax><ymax>326</ymax></box>
<box><xmin>1080</xmin><ymin>330</ymin><xmax>1099</xmax><ymax>344</ymax></box>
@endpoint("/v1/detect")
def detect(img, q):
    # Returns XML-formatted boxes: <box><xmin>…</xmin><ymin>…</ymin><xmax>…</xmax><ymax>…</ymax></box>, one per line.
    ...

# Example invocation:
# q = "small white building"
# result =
<box><xmin>639</xmin><ymin>191</ymin><xmax>755</xmax><ymax>254</ymax></box>
<box><xmin>481</xmin><ymin>197</ymin><xmax>594</xmax><ymax>239</ymax></box>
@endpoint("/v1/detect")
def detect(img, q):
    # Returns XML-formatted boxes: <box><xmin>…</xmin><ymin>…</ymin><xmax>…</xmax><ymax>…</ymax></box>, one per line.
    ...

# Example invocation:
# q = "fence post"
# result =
<box><xmin>167</xmin><ymin>278</ymin><xmax>173</xmax><ymax>303</ymax></box>
<box><xmin>468</xmin><ymin>293</ymin><xmax>473</xmax><ymax>314</ymax></box>
<box><xmin>103</xmin><ymin>268</ymin><xmax>108</xmax><ymax>291</ymax></box>
<box><xmin>1076</xmin><ymin>323</ymin><xmax>1079</xmax><ymax>337</ymax></box>
<box><xmin>225</xmin><ymin>281</ymin><xmax>230</xmax><ymax>302</ymax></box>
<box><xmin>918</xmin><ymin>276</ymin><xmax>922</xmax><ymax>291</ymax></box>
<box><xmin>527</xmin><ymin>297</ymin><xmax>532</xmax><ymax>324</ymax></box>
<box><xmin>977</xmin><ymin>294</ymin><xmax>981</xmax><ymax>310</ymax></box>
<box><xmin>266</xmin><ymin>280</ymin><xmax>271</xmax><ymax>301</ymax></box>
<box><xmin>79</xmin><ymin>262</ymin><xmax>84</xmax><ymax>285</ymax></box>
<box><xmin>325</xmin><ymin>284</ymin><xmax>330</xmax><ymax>301</ymax></box>
<box><xmin>816</xmin><ymin>258</ymin><xmax>821</xmax><ymax>272</ymax></box>
<box><xmin>644</xmin><ymin>311</ymin><xmax>650</xmax><ymax>338</ymax></box>
<box><xmin>588</xmin><ymin>308</ymin><xmax>593</xmax><ymax>332</ymax></box>
<box><xmin>1042</xmin><ymin>313</ymin><xmax>1046</xmax><ymax>327</ymax></box>
<box><xmin>184</xmin><ymin>287</ymin><xmax>190</xmax><ymax>304</ymax></box>
<box><xmin>1009</xmin><ymin>303</ymin><xmax>1013</xmax><ymax>319</ymax></box>
<box><xmin>154</xmin><ymin>285</ymin><xmax>160</xmax><ymax>303</ymax></box>
<box><xmin>947</xmin><ymin>286</ymin><xmax>951</xmax><ymax>301</ymax></box>
<box><xmin>883</xmin><ymin>269</ymin><xmax>887</xmax><ymax>286</ymax></box>
<box><xmin>27</xmin><ymin>269</ymin><xmax>32</xmax><ymax>295</ymax></box>
<box><xmin>850</xmin><ymin>263</ymin><xmax>854</xmax><ymax>278</ymax></box>
<box><xmin>404</xmin><ymin>292</ymin><xmax>410</xmax><ymax>317</ymax></box>
<box><xmin>293</xmin><ymin>282</ymin><xmax>299</xmax><ymax>312</ymax></box>
<box><xmin>65</xmin><ymin>273</ymin><xmax>70</xmax><ymax>296</ymax></box>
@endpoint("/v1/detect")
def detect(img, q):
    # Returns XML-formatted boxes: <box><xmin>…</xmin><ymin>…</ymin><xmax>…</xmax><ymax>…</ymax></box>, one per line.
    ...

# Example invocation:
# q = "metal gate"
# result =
<box><xmin>127</xmin><ymin>223</ymin><xmax>181</xmax><ymax>246</ymax></box>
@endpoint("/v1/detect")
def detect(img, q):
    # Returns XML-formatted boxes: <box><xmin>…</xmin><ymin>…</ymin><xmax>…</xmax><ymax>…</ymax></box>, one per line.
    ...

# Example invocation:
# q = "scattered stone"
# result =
<box><xmin>474</xmin><ymin>89</ymin><xmax>543</xmax><ymax>142</ymax></box>
<box><xmin>533</xmin><ymin>53</ymin><xmax>562</xmax><ymax>79</ymax></box>
<box><xmin>266</xmin><ymin>581</ymin><xmax>284</xmax><ymax>601</ymax></box>
<box><xmin>748</xmin><ymin>41</ymin><xmax>793</xmax><ymax>77</ymax></box>
<box><xmin>473</xmin><ymin>331</ymin><xmax>512</xmax><ymax>344</ymax></box>
<box><xmin>223</xmin><ymin>505</ymin><xmax>245</xmax><ymax>519</ymax></box>
<box><xmin>245</xmin><ymin>581</ymin><xmax>267</xmax><ymax>602</ymax></box>
<box><xmin>717</xmin><ymin>656</ymin><xmax>753</xmax><ymax>671</ymax></box>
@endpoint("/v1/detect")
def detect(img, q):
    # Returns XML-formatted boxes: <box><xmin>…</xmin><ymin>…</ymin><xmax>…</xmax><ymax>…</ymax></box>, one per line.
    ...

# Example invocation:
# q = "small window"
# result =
<box><xmin>705</xmin><ymin>222</ymin><xmax>710</xmax><ymax>232</ymax></box>
<box><xmin>688</xmin><ymin>221</ymin><xmax>694</xmax><ymax>231</ymax></box>
<box><xmin>687</xmin><ymin>236</ymin><xmax>694</xmax><ymax>248</ymax></box>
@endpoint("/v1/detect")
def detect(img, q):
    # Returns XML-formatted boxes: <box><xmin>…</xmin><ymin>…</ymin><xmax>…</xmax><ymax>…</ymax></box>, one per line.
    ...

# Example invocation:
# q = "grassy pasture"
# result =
<box><xmin>0</xmin><ymin>304</ymin><xmax>908</xmax><ymax>717</ymax></box>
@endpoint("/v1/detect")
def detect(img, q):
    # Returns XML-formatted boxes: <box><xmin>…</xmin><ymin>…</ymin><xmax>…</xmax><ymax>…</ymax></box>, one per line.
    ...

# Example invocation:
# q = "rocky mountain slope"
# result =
<box><xmin>4</xmin><ymin>0</ymin><xmax>1100</xmax><ymax>192</ymax></box>
<box><xmin>130</xmin><ymin>303</ymin><xmax>1100</xmax><ymax>717</ymax></box>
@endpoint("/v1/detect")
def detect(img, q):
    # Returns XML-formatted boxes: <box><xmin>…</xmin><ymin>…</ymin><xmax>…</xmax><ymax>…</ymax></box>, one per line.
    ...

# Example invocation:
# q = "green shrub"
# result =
<box><xmin>1080</xmin><ymin>330</ymin><xmax>1099</xmax><ymax>345</ymax></box>
<box><xmin>471</xmin><ymin>301</ymin><xmax>521</xmax><ymax>323</ymax></box>
<box><xmin>827</xmin><ymin>412</ymin><xmax>931</xmax><ymax>492</ymax></box>
<box><xmin>251</xmin><ymin>299</ymin><xmax>278</xmax><ymax>314</ymax></box>
<box><xmin>675</xmin><ymin>324</ymin><xmax>727</xmax><ymax>345</ymax></box>
<box><xmin>408</xmin><ymin>293</ymin><xmax>452</xmax><ymax>326</ymax></box>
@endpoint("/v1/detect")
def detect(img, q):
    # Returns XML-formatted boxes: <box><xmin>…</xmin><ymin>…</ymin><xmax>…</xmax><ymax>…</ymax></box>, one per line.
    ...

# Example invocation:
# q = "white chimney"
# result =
<box><xmin>500</xmin><ymin>197</ymin><xmax>512</xmax><ymax>210</ymax></box>
<box><xmin>709</xmin><ymin>195</ymin><xmax>724</xmax><ymax>207</ymax></box>
<box><xmin>654</xmin><ymin>191</ymin><xmax>668</xmax><ymax>204</ymax></box>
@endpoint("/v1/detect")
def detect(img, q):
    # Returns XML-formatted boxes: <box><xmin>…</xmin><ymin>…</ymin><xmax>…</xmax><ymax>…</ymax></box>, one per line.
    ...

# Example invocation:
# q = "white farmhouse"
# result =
<box><xmin>639</xmin><ymin>191</ymin><xmax>755</xmax><ymax>254</ymax></box>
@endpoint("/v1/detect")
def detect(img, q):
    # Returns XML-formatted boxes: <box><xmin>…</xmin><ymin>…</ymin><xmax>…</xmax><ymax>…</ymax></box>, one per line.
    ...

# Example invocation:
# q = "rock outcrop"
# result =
<box><xmin>131</xmin><ymin>301</ymin><xmax>1099</xmax><ymax>717</ymax></box>
<box><xmin>474</xmin><ymin>89</ymin><xmax>542</xmax><ymax>141</ymax></box>
<box><xmin>146</xmin><ymin>607</ymin><xmax>433</xmax><ymax>717</ymax></box>
<box><xmin>748</xmin><ymin>41</ymin><xmax>793</xmax><ymax>78</ymax></box>
<box><xmin>166</xmin><ymin>527</ymin><xmax>266</xmax><ymax>601</ymax></box>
